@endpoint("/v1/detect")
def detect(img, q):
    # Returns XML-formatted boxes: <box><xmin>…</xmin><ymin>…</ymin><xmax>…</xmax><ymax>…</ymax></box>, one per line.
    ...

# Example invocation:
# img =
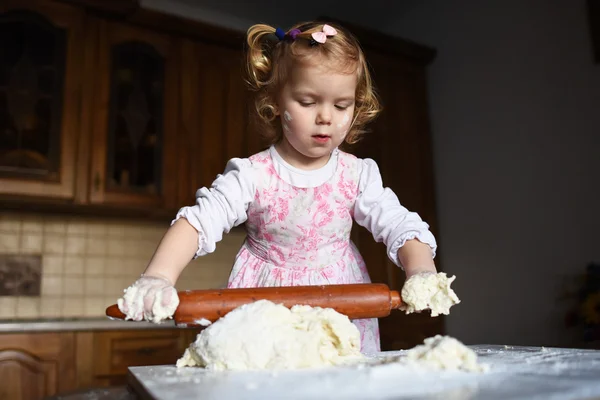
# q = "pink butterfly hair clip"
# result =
<box><xmin>310</xmin><ymin>24</ymin><xmax>337</xmax><ymax>44</ymax></box>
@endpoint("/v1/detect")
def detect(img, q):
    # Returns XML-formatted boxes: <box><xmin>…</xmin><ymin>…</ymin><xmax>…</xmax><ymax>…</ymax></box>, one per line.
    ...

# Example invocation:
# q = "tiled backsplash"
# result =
<box><xmin>0</xmin><ymin>211</ymin><xmax>246</xmax><ymax>319</ymax></box>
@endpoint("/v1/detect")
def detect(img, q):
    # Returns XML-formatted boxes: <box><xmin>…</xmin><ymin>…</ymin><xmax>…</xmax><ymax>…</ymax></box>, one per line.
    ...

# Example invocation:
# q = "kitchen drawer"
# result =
<box><xmin>93</xmin><ymin>330</ymin><xmax>189</xmax><ymax>377</ymax></box>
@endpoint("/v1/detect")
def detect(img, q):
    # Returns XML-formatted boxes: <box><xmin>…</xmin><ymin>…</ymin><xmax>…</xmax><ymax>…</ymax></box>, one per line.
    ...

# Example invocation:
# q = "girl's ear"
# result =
<box><xmin>272</xmin><ymin>95</ymin><xmax>280</xmax><ymax>116</ymax></box>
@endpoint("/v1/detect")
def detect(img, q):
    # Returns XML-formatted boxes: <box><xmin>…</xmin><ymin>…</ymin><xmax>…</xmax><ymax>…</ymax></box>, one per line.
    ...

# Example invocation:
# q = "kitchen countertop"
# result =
<box><xmin>0</xmin><ymin>317</ymin><xmax>187</xmax><ymax>333</ymax></box>
<box><xmin>128</xmin><ymin>345</ymin><xmax>600</xmax><ymax>400</ymax></box>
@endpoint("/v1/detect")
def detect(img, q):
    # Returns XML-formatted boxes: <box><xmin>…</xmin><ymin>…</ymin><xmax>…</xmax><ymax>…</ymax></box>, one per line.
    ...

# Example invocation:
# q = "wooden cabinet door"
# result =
<box><xmin>178</xmin><ymin>40</ymin><xmax>254</xmax><ymax>205</ymax></box>
<box><xmin>0</xmin><ymin>0</ymin><xmax>83</xmax><ymax>200</ymax></box>
<box><xmin>84</xmin><ymin>19</ymin><xmax>179</xmax><ymax>210</ymax></box>
<box><xmin>351</xmin><ymin>50</ymin><xmax>443</xmax><ymax>350</ymax></box>
<box><xmin>0</xmin><ymin>332</ymin><xmax>76</xmax><ymax>400</ymax></box>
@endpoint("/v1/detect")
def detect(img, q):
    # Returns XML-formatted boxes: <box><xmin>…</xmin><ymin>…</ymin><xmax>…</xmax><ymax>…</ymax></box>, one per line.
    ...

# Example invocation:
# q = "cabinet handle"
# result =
<box><xmin>137</xmin><ymin>347</ymin><xmax>157</xmax><ymax>356</ymax></box>
<box><xmin>94</xmin><ymin>172</ymin><xmax>101</xmax><ymax>192</ymax></box>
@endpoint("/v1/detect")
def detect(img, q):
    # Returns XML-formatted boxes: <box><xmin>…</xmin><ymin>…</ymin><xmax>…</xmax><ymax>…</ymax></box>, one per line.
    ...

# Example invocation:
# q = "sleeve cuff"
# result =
<box><xmin>171</xmin><ymin>209</ymin><xmax>209</xmax><ymax>259</ymax></box>
<box><xmin>387</xmin><ymin>230</ymin><xmax>437</xmax><ymax>269</ymax></box>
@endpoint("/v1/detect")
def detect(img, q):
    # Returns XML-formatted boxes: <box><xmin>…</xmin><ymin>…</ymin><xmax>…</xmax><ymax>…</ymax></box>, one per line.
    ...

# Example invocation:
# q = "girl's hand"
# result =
<box><xmin>397</xmin><ymin>239</ymin><xmax>436</xmax><ymax>278</ymax></box>
<box><xmin>117</xmin><ymin>274</ymin><xmax>179</xmax><ymax>323</ymax></box>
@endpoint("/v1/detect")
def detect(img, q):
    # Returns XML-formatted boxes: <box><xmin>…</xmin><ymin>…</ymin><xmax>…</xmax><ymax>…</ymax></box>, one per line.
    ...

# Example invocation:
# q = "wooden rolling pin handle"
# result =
<box><xmin>106</xmin><ymin>304</ymin><xmax>127</xmax><ymax>320</ymax></box>
<box><xmin>390</xmin><ymin>290</ymin><xmax>402</xmax><ymax>310</ymax></box>
<box><xmin>105</xmin><ymin>284</ymin><xmax>404</xmax><ymax>325</ymax></box>
<box><xmin>174</xmin><ymin>283</ymin><xmax>401</xmax><ymax>326</ymax></box>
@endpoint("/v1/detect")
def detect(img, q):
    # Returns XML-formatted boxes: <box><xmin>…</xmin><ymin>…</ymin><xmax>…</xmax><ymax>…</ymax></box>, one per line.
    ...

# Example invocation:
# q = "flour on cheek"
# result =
<box><xmin>283</xmin><ymin>110</ymin><xmax>293</xmax><ymax>135</ymax></box>
<box><xmin>337</xmin><ymin>112</ymin><xmax>351</xmax><ymax>139</ymax></box>
<box><xmin>336</xmin><ymin>112</ymin><xmax>349</xmax><ymax>129</ymax></box>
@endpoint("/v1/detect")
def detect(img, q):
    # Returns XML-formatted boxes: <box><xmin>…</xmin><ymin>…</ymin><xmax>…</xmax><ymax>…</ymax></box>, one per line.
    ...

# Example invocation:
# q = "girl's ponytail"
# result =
<box><xmin>245</xmin><ymin>24</ymin><xmax>277</xmax><ymax>91</ymax></box>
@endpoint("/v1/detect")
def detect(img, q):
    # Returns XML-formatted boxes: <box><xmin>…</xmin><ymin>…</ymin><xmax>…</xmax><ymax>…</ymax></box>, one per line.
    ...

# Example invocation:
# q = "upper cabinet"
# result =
<box><xmin>177</xmin><ymin>40</ymin><xmax>255</xmax><ymax>205</ymax></box>
<box><xmin>0</xmin><ymin>1</ymin><xmax>83</xmax><ymax>200</ymax></box>
<box><xmin>84</xmin><ymin>20</ymin><xmax>179</xmax><ymax>209</ymax></box>
<box><xmin>0</xmin><ymin>1</ymin><xmax>254</xmax><ymax>215</ymax></box>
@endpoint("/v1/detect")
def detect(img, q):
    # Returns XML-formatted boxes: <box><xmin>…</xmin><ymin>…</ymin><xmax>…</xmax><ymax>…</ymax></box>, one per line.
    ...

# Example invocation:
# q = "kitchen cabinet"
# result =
<box><xmin>0</xmin><ymin>332</ymin><xmax>76</xmax><ymax>400</ymax></box>
<box><xmin>177</xmin><ymin>40</ymin><xmax>259</xmax><ymax>205</ymax></box>
<box><xmin>0</xmin><ymin>327</ymin><xmax>202</xmax><ymax>400</ymax></box>
<box><xmin>0</xmin><ymin>0</ymin><xmax>259</xmax><ymax>216</ymax></box>
<box><xmin>0</xmin><ymin>0</ymin><xmax>83</xmax><ymax>201</ymax></box>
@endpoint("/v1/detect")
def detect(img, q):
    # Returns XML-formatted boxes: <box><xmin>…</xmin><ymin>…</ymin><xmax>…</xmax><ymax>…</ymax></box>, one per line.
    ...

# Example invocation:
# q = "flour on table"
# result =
<box><xmin>401</xmin><ymin>272</ymin><xmax>460</xmax><ymax>316</ymax></box>
<box><xmin>176</xmin><ymin>300</ymin><xmax>365</xmax><ymax>371</ymax></box>
<box><xmin>399</xmin><ymin>335</ymin><xmax>488</xmax><ymax>372</ymax></box>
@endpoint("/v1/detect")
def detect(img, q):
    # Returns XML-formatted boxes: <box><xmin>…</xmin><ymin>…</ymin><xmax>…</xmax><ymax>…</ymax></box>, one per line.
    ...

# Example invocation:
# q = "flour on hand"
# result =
<box><xmin>176</xmin><ymin>300</ymin><xmax>365</xmax><ymax>370</ymax></box>
<box><xmin>402</xmin><ymin>335</ymin><xmax>488</xmax><ymax>372</ymax></box>
<box><xmin>117</xmin><ymin>275</ymin><xmax>179</xmax><ymax>323</ymax></box>
<box><xmin>400</xmin><ymin>272</ymin><xmax>460</xmax><ymax>316</ymax></box>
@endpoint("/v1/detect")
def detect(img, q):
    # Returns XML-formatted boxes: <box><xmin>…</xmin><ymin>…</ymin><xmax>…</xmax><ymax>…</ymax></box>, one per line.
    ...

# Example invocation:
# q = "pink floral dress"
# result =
<box><xmin>228</xmin><ymin>149</ymin><xmax>380</xmax><ymax>353</ymax></box>
<box><xmin>175</xmin><ymin>146</ymin><xmax>437</xmax><ymax>354</ymax></box>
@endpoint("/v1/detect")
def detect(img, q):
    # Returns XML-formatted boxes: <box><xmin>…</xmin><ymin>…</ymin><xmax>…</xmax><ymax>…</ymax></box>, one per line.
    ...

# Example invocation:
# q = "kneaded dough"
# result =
<box><xmin>401</xmin><ymin>272</ymin><xmax>460</xmax><ymax>316</ymax></box>
<box><xmin>403</xmin><ymin>335</ymin><xmax>488</xmax><ymax>372</ymax></box>
<box><xmin>177</xmin><ymin>300</ymin><xmax>365</xmax><ymax>370</ymax></box>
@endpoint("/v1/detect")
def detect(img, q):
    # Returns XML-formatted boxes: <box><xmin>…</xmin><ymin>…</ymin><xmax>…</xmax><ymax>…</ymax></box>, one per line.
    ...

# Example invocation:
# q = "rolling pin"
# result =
<box><xmin>105</xmin><ymin>283</ymin><xmax>402</xmax><ymax>326</ymax></box>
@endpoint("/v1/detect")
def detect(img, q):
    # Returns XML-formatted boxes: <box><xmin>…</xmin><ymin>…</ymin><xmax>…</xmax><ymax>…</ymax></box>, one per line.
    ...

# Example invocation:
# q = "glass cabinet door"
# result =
<box><xmin>107</xmin><ymin>42</ymin><xmax>164</xmax><ymax>196</ymax></box>
<box><xmin>0</xmin><ymin>1</ymin><xmax>83</xmax><ymax>199</ymax></box>
<box><xmin>88</xmin><ymin>20</ymin><xmax>178</xmax><ymax>209</ymax></box>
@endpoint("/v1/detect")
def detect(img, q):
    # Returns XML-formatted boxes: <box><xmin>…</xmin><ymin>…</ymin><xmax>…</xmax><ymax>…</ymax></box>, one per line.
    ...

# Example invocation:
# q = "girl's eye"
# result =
<box><xmin>299</xmin><ymin>101</ymin><xmax>314</xmax><ymax>107</ymax></box>
<box><xmin>335</xmin><ymin>105</ymin><xmax>349</xmax><ymax>110</ymax></box>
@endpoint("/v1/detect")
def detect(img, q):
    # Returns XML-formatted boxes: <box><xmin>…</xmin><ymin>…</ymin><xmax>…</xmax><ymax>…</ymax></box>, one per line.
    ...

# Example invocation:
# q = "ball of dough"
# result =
<box><xmin>404</xmin><ymin>335</ymin><xmax>488</xmax><ymax>372</ymax></box>
<box><xmin>176</xmin><ymin>300</ymin><xmax>365</xmax><ymax>370</ymax></box>
<box><xmin>401</xmin><ymin>272</ymin><xmax>460</xmax><ymax>316</ymax></box>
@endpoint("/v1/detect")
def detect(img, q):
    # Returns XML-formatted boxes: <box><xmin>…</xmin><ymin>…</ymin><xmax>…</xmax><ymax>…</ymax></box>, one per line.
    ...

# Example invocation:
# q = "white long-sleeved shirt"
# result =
<box><xmin>173</xmin><ymin>146</ymin><xmax>437</xmax><ymax>268</ymax></box>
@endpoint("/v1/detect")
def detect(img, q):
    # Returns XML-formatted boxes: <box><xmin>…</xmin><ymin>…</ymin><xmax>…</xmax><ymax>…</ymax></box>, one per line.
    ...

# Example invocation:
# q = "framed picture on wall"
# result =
<box><xmin>588</xmin><ymin>0</ymin><xmax>600</xmax><ymax>63</ymax></box>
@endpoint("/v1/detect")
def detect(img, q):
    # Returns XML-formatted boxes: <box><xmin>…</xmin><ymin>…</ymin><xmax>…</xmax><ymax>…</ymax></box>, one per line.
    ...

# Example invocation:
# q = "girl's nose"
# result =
<box><xmin>316</xmin><ymin>107</ymin><xmax>332</xmax><ymax>125</ymax></box>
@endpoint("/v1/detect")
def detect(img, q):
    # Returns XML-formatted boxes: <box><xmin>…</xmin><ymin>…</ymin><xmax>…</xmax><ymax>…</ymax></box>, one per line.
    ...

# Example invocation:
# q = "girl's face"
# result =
<box><xmin>275</xmin><ymin>60</ymin><xmax>357</xmax><ymax>169</ymax></box>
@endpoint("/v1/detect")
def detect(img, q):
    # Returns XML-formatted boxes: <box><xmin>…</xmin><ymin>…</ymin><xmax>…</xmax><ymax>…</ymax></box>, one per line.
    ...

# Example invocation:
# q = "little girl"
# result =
<box><xmin>118</xmin><ymin>21</ymin><xmax>438</xmax><ymax>354</ymax></box>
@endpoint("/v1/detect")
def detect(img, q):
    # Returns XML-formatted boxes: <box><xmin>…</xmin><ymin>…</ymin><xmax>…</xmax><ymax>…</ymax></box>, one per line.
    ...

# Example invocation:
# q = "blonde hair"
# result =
<box><xmin>245</xmin><ymin>21</ymin><xmax>381</xmax><ymax>145</ymax></box>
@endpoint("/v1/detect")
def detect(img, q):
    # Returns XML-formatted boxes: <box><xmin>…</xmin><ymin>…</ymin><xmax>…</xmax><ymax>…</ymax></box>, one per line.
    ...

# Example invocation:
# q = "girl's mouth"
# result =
<box><xmin>312</xmin><ymin>134</ymin><xmax>330</xmax><ymax>143</ymax></box>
